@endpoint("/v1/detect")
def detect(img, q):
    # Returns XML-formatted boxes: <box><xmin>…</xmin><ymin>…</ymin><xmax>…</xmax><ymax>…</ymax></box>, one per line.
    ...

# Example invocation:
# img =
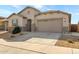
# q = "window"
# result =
<box><xmin>12</xmin><ymin>19</ymin><xmax>18</xmax><ymax>26</ymax></box>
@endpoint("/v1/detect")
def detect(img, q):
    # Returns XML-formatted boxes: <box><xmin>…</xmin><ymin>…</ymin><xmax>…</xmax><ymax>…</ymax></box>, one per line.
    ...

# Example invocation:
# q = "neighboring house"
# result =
<box><xmin>7</xmin><ymin>7</ymin><xmax>71</xmax><ymax>33</ymax></box>
<box><xmin>70</xmin><ymin>22</ymin><xmax>79</xmax><ymax>32</ymax></box>
<box><xmin>0</xmin><ymin>17</ymin><xmax>8</xmax><ymax>31</ymax></box>
<box><xmin>70</xmin><ymin>24</ymin><xmax>77</xmax><ymax>32</ymax></box>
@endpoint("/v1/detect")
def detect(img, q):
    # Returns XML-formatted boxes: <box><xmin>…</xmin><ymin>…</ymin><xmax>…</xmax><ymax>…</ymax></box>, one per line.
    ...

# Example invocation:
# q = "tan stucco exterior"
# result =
<box><xmin>7</xmin><ymin>7</ymin><xmax>71</xmax><ymax>33</ymax></box>
<box><xmin>7</xmin><ymin>14</ymin><xmax>23</xmax><ymax>27</ymax></box>
<box><xmin>35</xmin><ymin>12</ymin><xmax>69</xmax><ymax>26</ymax></box>
<box><xmin>35</xmin><ymin>12</ymin><xmax>70</xmax><ymax>32</ymax></box>
<box><xmin>7</xmin><ymin>14</ymin><xmax>28</xmax><ymax>32</ymax></box>
<box><xmin>18</xmin><ymin>7</ymin><xmax>40</xmax><ymax>31</ymax></box>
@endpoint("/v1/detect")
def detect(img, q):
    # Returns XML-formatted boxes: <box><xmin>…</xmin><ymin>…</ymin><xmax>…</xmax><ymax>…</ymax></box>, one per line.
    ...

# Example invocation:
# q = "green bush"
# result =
<box><xmin>12</xmin><ymin>26</ymin><xmax>21</xmax><ymax>34</ymax></box>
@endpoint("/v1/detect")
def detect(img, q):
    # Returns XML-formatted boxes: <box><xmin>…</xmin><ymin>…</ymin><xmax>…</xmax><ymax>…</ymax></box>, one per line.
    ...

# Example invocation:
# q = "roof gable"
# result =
<box><xmin>7</xmin><ymin>13</ymin><xmax>16</xmax><ymax>19</ymax></box>
<box><xmin>7</xmin><ymin>13</ymin><xmax>27</xmax><ymax>19</ymax></box>
<box><xmin>18</xmin><ymin>6</ymin><xmax>40</xmax><ymax>14</ymax></box>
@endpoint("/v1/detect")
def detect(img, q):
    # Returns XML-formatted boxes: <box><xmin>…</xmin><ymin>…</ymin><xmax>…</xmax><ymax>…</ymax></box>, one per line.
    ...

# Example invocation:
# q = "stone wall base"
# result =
<box><xmin>63</xmin><ymin>27</ymin><xmax>69</xmax><ymax>33</ymax></box>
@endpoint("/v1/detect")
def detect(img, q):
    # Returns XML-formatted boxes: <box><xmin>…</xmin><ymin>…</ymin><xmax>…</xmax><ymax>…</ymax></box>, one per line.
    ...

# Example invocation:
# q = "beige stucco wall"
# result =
<box><xmin>22</xmin><ymin>18</ymin><xmax>27</xmax><ymax>27</ymax></box>
<box><xmin>8</xmin><ymin>15</ymin><xmax>24</xmax><ymax>27</ymax></box>
<box><xmin>7</xmin><ymin>14</ymin><xmax>28</xmax><ymax>32</ymax></box>
<box><xmin>19</xmin><ymin>8</ymin><xmax>40</xmax><ymax>22</ymax></box>
<box><xmin>35</xmin><ymin>13</ymin><xmax>69</xmax><ymax>27</ymax></box>
<box><xmin>19</xmin><ymin>8</ymin><xmax>40</xmax><ymax>31</ymax></box>
<box><xmin>35</xmin><ymin>12</ymin><xmax>70</xmax><ymax>32</ymax></box>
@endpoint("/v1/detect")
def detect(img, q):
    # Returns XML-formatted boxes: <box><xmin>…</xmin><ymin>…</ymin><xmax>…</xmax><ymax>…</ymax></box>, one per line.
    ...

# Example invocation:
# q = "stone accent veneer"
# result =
<box><xmin>63</xmin><ymin>27</ymin><xmax>69</xmax><ymax>33</ymax></box>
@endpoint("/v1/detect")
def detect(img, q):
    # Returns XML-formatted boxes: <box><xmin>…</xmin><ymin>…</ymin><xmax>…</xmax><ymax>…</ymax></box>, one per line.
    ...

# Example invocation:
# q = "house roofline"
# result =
<box><xmin>35</xmin><ymin>10</ymin><xmax>71</xmax><ymax>23</ymax></box>
<box><xmin>35</xmin><ymin>10</ymin><xmax>71</xmax><ymax>16</ymax></box>
<box><xmin>7</xmin><ymin>13</ymin><xmax>27</xmax><ymax>19</ymax></box>
<box><xmin>7</xmin><ymin>13</ymin><xmax>16</xmax><ymax>19</ymax></box>
<box><xmin>18</xmin><ymin>6</ymin><xmax>40</xmax><ymax>14</ymax></box>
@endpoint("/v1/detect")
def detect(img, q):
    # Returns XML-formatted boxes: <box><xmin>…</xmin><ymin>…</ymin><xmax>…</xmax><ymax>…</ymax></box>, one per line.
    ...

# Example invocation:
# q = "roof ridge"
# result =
<box><xmin>18</xmin><ymin>6</ymin><xmax>40</xmax><ymax>14</ymax></box>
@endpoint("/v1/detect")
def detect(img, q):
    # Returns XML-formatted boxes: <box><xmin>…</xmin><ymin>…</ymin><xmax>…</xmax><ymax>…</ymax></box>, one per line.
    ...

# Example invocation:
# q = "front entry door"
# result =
<box><xmin>27</xmin><ymin>19</ymin><xmax>31</xmax><ymax>32</ymax></box>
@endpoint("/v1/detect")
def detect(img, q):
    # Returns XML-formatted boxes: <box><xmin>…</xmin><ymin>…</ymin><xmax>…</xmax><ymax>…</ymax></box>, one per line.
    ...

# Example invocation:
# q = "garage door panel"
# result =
<box><xmin>37</xmin><ymin>19</ymin><xmax>62</xmax><ymax>32</ymax></box>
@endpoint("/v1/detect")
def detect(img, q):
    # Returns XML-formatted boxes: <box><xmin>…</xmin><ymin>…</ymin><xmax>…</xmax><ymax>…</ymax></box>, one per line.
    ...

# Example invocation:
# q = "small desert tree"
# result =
<box><xmin>12</xmin><ymin>26</ymin><xmax>21</xmax><ymax>34</ymax></box>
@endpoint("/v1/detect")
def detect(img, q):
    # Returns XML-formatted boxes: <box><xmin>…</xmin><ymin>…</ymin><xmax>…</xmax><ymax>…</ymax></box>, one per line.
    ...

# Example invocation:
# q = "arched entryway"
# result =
<box><xmin>27</xmin><ymin>19</ymin><xmax>31</xmax><ymax>32</ymax></box>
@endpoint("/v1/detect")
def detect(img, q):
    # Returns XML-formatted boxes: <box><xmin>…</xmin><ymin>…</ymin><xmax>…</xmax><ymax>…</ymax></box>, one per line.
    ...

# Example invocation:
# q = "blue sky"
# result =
<box><xmin>0</xmin><ymin>5</ymin><xmax>79</xmax><ymax>24</ymax></box>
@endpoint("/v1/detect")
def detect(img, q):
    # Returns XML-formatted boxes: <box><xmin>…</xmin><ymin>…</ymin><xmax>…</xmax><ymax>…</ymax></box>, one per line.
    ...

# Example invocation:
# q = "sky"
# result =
<box><xmin>0</xmin><ymin>5</ymin><xmax>79</xmax><ymax>24</ymax></box>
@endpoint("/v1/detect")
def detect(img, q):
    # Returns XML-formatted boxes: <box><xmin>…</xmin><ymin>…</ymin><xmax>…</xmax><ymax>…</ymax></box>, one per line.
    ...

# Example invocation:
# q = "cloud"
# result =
<box><xmin>11</xmin><ymin>5</ymin><xmax>47</xmax><ymax>11</ymax></box>
<box><xmin>32</xmin><ymin>5</ymin><xmax>44</xmax><ymax>9</ymax></box>
<box><xmin>74</xmin><ymin>13</ymin><xmax>79</xmax><ymax>16</ymax></box>
<box><xmin>47</xmin><ymin>8</ymin><xmax>53</xmax><ymax>10</ymax></box>
<box><xmin>11</xmin><ymin>5</ymin><xmax>22</xmax><ymax>9</ymax></box>
<box><xmin>0</xmin><ymin>9</ymin><xmax>13</xmax><ymax>17</ymax></box>
<box><xmin>28</xmin><ymin>5</ymin><xmax>47</xmax><ymax>11</ymax></box>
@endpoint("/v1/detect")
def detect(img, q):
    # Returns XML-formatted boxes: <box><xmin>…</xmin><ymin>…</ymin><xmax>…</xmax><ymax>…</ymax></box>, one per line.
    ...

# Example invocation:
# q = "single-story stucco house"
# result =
<box><xmin>7</xmin><ymin>7</ymin><xmax>71</xmax><ymax>33</ymax></box>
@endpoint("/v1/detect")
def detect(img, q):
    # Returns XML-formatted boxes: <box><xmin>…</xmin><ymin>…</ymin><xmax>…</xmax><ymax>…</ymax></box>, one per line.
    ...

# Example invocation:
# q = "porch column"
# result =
<box><xmin>31</xmin><ymin>19</ymin><xmax>36</xmax><ymax>32</ymax></box>
<box><xmin>4</xmin><ymin>21</ymin><xmax>8</xmax><ymax>31</ymax></box>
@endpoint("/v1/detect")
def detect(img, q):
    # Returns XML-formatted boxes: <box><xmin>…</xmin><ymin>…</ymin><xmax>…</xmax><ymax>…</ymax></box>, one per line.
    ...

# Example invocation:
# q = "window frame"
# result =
<box><xmin>12</xmin><ymin>19</ymin><xmax>18</xmax><ymax>26</ymax></box>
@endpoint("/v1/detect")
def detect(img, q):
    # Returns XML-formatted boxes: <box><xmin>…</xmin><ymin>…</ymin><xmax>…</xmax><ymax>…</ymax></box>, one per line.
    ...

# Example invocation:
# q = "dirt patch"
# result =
<box><xmin>55</xmin><ymin>35</ymin><xmax>79</xmax><ymax>49</ymax></box>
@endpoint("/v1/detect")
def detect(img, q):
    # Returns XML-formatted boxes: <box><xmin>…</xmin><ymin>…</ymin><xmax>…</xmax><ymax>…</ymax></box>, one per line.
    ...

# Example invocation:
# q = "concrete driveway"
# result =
<box><xmin>25</xmin><ymin>32</ymin><xmax>61</xmax><ymax>45</ymax></box>
<box><xmin>8</xmin><ymin>32</ymin><xmax>61</xmax><ymax>45</ymax></box>
<box><xmin>0</xmin><ymin>32</ymin><xmax>64</xmax><ymax>54</ymax></box>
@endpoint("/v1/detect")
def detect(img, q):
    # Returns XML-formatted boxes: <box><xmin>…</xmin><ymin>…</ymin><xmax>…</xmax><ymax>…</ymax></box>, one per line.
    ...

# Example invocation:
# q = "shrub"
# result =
<box><xmin>68</xmin><ymin>40</ymin><xmax>74</xmax><ymax>44</ymax></box>
<box><xmin>12</xmin><ymin>26</ymin><xmax>21</xmax><ymax>34</ymax></box>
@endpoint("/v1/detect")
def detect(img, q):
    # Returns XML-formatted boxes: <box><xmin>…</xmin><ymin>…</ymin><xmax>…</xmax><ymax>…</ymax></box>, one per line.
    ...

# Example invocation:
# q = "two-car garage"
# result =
<box><xmin>36</xmin><ymin>18</ymin><xmax>63</xmax><ymax>33</ymax></box>
<box><xmin>35</xmin><ymin>11</ymin><xmax>70</xmax><ymax>33</ymax></box>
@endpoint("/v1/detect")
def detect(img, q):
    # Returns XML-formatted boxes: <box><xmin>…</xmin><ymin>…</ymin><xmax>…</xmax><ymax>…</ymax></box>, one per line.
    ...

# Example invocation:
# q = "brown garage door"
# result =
<box><xmin>37</xmin><ymin>19</ymin><xmax>63</xmax><ymax>33</ymax></box>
